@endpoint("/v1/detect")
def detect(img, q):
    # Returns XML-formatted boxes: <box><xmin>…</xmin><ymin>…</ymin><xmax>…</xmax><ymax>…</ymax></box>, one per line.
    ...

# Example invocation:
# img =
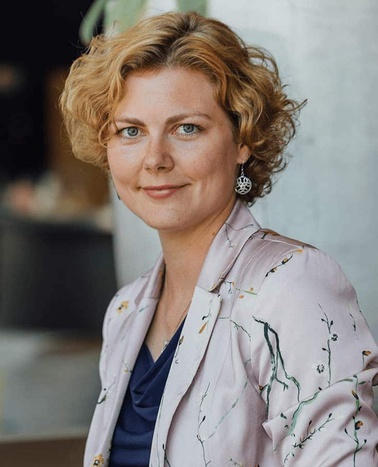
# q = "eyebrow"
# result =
<box><xmin>114</xmin><ymin>112</ymin><xmax>212</xmax><ymax>126</ymax></box>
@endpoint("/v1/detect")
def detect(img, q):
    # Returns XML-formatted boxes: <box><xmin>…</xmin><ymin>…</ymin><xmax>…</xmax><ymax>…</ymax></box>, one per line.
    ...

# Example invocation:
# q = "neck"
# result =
<box><xmin>145</xmin><ymin>199</ymin><xmax>237</xmax><ymax>360</ymax></box>
<box><xmin>160</xmin><ymin>240</ymin><xmax>208</xmax><ymax>300</ymax></box>
<box><xmin>158</xmin><ymin>199</ymin><xmax>236</xmax><ymax>297</ymax></box>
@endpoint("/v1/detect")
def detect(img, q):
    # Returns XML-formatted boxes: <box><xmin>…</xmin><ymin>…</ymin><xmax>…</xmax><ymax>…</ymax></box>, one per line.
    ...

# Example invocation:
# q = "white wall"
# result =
<box><xmin>111</xmin><ymin>0</ymin><xmax>378</xmax><ymax>339</ymax></box>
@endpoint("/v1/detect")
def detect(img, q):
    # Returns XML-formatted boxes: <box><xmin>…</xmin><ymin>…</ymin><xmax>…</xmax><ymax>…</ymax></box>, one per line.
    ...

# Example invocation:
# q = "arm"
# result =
<box><xmin>250</xmin><ymin>245</ymin><xmax>378</xmax><ymax>466</ymax></box>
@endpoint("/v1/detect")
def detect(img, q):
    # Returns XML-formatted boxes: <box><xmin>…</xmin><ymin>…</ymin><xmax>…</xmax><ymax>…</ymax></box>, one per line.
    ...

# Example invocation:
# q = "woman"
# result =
<box><xmin>60</xmin><ymin>11</ymin><xmax>378</xmax><ymax>467</ymax></box>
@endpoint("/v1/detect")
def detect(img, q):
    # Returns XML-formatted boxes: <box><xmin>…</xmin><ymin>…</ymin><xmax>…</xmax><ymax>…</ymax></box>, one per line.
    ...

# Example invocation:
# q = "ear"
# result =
<box><xmin>236</xmin><ymin>142</ymin><xmax>251</xmax><ymax>164</ymax></box>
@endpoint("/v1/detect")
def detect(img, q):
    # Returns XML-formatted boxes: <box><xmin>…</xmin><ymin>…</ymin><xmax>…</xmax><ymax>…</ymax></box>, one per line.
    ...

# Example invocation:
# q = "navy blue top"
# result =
<box><xmin>108</xmin><ymin>321</ymin><xmax>184</xmax><ymax>467</ymax></box>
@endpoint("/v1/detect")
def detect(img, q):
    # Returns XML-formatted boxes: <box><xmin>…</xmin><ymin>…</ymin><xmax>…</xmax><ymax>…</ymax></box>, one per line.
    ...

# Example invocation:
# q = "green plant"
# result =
<box><xmin>79</xmin><ymin>0</ymin><xmax>207</xmax><ymax>44</ymax></box>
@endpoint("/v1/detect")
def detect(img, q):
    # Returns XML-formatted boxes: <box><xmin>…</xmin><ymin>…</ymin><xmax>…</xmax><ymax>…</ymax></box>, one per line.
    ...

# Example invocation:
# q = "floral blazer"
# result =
<box><xmin>85</xmin><ymin>200</ymin><xmax>378</xmax><ymax>467</ymax></box>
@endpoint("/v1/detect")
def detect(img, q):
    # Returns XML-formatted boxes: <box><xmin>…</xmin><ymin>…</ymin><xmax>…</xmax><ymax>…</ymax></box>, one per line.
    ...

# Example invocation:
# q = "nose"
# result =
<box><xmin>143</xmin><ymin>135</ymin><xmax>174</xmax><ymax>172</ymax></box>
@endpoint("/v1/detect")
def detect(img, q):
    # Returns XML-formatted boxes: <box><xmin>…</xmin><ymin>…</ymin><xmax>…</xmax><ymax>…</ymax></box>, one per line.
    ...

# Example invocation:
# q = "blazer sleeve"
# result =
<box><xmin>249</xmin><ymin>245</ymin><xmax>378</xmax><ymax>466</ymax></box>
<box><xmin>82</xmin><ymin>291</ymin><xmax>115</xmax><ymax>467</ymax></box>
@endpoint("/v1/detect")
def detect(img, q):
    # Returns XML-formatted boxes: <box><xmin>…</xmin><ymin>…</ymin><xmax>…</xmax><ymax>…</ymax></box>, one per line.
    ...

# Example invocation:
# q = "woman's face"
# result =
<box><xmin>107</xmin><ymin>67</ymin><xmax>248</xmax><ymax>235</ymax></box>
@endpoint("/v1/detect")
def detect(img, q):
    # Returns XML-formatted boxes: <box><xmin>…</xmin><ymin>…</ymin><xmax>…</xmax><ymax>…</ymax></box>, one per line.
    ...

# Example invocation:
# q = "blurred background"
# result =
<box><xmin>0</xmin><ymin>1</ymin><xmax>116</xmax><ymax>464</ymax></box>
<box><xmin>0</xmin><ymin>0</ymin><xmax>377</xmax><ymax>465</ymax></box>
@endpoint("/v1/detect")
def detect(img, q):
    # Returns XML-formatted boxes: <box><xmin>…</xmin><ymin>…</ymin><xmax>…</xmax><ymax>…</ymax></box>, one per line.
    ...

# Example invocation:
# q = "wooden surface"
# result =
<box><xmin>0</xmin><ymin>434</ymin><xmax>86</xmax><ymax>467</ymax></box>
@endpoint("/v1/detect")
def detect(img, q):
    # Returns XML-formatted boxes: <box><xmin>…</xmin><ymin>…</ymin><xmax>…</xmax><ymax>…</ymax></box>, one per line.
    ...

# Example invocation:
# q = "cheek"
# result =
<box><xmin>190</xmin><ymin>159</ymin><xmax>235</xmax><ymax>195</ymax></box>
<box><xmin>191</xmin><ymin>147</ymin><xmax>237</xmax><ymax>180</ymax></box>
<box><xmin>107</xmin><ymin>149</ymin><xmax>134</xmax><ymax>182</ymax></box>
<box><xmin>189</xmin><ymin>156</ymin><xmax>214</xmax><ymax>177</ymax></box>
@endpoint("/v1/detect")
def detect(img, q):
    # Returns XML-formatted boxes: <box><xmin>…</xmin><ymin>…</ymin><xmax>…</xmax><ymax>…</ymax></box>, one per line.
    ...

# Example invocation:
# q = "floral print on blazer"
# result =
<box><xmin>84</xmin><ymin>200</ymin><xmax>378</xmax><ymax>467</ymax></box>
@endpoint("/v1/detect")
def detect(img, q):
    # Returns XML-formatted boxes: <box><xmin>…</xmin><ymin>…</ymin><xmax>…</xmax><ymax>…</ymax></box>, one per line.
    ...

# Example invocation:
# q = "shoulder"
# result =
<box><xmin>240</xmin><ymin>228</ymin><xmax>358</xmax><ymax>316</ymax></box>
<box><xmin>111</xmin><ymin>265</ymin><xmax>155</xmax><ymax>307</ymax></box>
<box><xmin>234</xmin><ymin>227</ymin><xmax>351</xmax><ymax>294</ymax></box>
<box><xmin>257</xmin><ymin>229</ymin><xmax>354</xmax><ymax>300</ymax></box>
<box><xmin>245</xmin><ymin>231</ymin><xmax>378</xmax><ymax>384</ymax></box>
<box><xmin>233</xmin><ymin>228</ymin><xmax>365</xmax><ymax>355</ymax></box>
<box><xmin>226</xmin><ymin>227</ymin><xmax>362</xmax><ymax>339</ymax></box>
<box><xmin>101</xmin><ymin>264</ymin><xmax>157</xmax><ymax>338</ymax></box>
<box><xmin>240</xmin><ymin>231</ymin><xmax>378</xmax><ymax>408</ymax></box>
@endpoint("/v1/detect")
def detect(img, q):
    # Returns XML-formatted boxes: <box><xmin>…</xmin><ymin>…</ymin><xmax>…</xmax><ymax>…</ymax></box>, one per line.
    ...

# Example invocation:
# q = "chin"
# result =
<box><xmin>138</xmin><ymin>214</ymin><xmax>179</xmax><ymax>232</ymax></box>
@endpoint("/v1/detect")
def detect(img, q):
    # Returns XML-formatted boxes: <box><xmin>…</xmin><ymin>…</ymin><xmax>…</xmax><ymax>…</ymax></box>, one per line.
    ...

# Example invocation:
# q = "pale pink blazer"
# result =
<box><xmin>85</xmin><ymin>200</ymin><xmax>378</xmax><ymax>467</ymax></box>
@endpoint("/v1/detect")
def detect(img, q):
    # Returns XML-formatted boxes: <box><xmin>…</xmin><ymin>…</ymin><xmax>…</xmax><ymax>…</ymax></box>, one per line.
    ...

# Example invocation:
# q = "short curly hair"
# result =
<box><xmin>59</xmin><ymin>10</ymin><xmax>305</xmax><ymax>205</ymax></box>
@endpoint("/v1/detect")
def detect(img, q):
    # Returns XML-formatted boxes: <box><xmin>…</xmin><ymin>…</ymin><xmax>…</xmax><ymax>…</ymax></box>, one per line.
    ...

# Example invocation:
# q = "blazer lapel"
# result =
<box><xmin>150</xmin><ymin>201</ymin><xmax>261</xmax><ymax>464</ymax></box>
<box><xmin>151</xmin><ymin>286</ymin><xmax>222</xmax><ymax>465</ymax></box>
<box><xmin>98</xmin><ymin>258</ymin><xmax>166</xmax><ymax>458</ymax></box>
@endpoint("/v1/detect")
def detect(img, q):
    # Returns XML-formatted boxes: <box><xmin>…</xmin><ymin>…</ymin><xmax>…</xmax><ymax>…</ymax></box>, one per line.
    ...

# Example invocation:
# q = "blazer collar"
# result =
<box><xmin>197</xmin><ymin>199</ymin><xmax>261</xmax><ymax>291</ymax></box>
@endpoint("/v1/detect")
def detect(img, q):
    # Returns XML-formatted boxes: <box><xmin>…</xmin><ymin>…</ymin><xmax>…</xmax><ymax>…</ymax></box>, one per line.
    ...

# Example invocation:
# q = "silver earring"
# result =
<box><xmin>235</xmin><ymin>164</ymin><xmax>252</xmax><ymax>195</ymax></box>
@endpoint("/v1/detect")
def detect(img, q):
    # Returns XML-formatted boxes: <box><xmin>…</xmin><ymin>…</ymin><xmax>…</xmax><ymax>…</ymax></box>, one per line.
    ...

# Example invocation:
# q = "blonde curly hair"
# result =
<box><xmin>59</xmin><ymin>10</ymin><xmax>305</xmax><ymax>205</ymax></box>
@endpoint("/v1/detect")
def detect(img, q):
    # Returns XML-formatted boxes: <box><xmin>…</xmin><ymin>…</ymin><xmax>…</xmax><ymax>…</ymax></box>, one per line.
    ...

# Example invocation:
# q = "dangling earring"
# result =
<box><xmin>235</xmin><ymin>163</ymin><xmax>252</xmax><ymax>195</ymax></box>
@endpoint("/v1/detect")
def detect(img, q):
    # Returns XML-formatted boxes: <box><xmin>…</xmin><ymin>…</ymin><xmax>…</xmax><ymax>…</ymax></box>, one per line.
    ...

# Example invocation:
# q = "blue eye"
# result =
<box><xmin>179</xmin><ymin>124</ymin><xmax>197</xmax><ymax>134</ymax></box>
<box><xmin>124</xmin><ymin>127</ymin><xmax>139</xmax><ymax>137</ymax></box>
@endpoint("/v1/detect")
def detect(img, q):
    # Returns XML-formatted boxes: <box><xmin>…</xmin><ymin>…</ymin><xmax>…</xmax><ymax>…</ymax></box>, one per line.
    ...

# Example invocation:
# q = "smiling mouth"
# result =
<box><xmin>142</xmin><ymin>185</ymin><xmax>185</xmax><ymax>199</ymax></box>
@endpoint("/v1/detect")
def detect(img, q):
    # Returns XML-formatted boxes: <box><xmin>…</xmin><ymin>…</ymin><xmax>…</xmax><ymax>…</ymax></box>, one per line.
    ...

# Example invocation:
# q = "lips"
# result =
<box><xmin>142</xmin><ymin>184</ymin><xmax>185</xmax><ymax>199</ymax></box>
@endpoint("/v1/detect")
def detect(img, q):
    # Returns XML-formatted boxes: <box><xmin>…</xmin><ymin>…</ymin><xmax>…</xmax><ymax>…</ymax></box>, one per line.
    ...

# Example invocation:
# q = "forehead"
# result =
<box><xmin>125</xmin><ymin>66</ymin><xmax>213</xmax><ymax>88</ymax></box>
<box><xmin>117</xmin><ymin>67</ymin><xmax>219</xmax><ymax>114</ymax></box>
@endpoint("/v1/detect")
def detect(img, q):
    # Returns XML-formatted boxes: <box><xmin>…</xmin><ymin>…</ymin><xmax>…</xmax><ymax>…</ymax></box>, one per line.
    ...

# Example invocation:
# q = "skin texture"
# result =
<box><xmin>107</xmin><ymin>67</ymin><xmax>249</xmax><ymax>243</ymax></box>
